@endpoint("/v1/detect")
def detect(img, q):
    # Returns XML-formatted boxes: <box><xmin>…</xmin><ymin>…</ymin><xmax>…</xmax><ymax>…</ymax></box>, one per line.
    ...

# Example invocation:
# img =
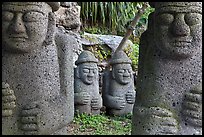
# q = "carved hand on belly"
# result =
<box><xmin>182</xmin><ymin>84</ymin><xmax>202</xmax><ymax>127</ymax></box>
<box><xmin>134</xmin><ymin>106</ymin><xmax>179</xmax><ymax>135</ymax></box>
<box><xmin>2</xmin><ymin>82</ymin><xmax>16</xmax><ymax>117</ymax></box>
<box><xmin>20</xmin><ymin>102</ymin><xmax>40</xmax><ymax>135</ymax></box>
<box><xmin>116</xmin><ymin>96</ymin><xmax>126</xmax><ymax>110</ymax></box>
<box><xmin>91</xmin><ymin>97</ymin><xmax>102</xmax><ymax>110</ymax></box>
<box><xmin>126</xmin><ymin>91</ymin><xmax>135</xmax><ymax>104</ymax></box>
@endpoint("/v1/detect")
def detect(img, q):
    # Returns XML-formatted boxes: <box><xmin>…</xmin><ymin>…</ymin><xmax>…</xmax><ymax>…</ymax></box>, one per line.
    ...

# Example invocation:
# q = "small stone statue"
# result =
<box><xmin>132</xmin><ymin>2</ymin><xmax>202</xmax><ymax>135</ymax></box>
<box><xmin>2</xmin><ymin>2</ymin><xmax>76</xmax><ymax>135</ymax></box>
<box><xmin>74</xmin><ymin>50</ymin><xmax>102</xmax><ymax>115</ymax></box>
<box><xmin>102</xmin><ymin>51</ymin><xmax>136</xmax><ymax>116</ymax></box>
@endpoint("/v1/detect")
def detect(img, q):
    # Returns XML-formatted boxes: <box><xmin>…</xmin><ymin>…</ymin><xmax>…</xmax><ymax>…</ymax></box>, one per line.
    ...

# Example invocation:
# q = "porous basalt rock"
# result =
<box><xmin>132</xmin><ymin>2</ymin><xmax>202</xmax><ymax>135</ymax></box>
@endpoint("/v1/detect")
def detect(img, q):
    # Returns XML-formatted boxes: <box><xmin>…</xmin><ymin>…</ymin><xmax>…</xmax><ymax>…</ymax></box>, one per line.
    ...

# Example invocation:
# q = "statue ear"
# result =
<box><xmin>43</xmin><ymin>12</ymin><xmax>56</xmax><ymax>46</ymax></box>
<box><xmin>111</xmin><ymin>68</ymin><xmax>116</xmax><ymax>79</ymax></box>
<box><xmin>75</xmin><ymin>67</ymin><xmax>80</xmax><ymax>78</ymax></box>
<box><xmin>148</xmin><ymin>12</ymin><xmax>155</xmax><ymax>39</ymax></box>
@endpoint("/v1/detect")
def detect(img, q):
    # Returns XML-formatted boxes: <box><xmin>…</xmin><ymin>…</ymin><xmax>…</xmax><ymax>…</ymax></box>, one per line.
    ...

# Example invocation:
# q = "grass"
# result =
<box><xmin>67</xmin><ymin>112</ymin><xmax>132</xmax><ymax>135</ymax></box>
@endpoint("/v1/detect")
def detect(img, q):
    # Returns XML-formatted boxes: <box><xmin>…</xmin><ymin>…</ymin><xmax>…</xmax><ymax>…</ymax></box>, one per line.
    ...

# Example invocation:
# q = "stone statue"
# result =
<box><xmin>102</xmin><ymin>51</ymin><xmax>136</xmax><ymax>116</ymax></box>
<box><xmin>2</xmin><ymin>2</ymin><xmax>77</xmax><ymax>135</ymax></box>
<box><xmin>74</xmin><ymin>50</ymin><xmax>102</xmax><ymax>115</ymax></box>
<box><xmin>132</xmin><ymin>2</ymin><xmax>202</xmax><ymax>135</ymax></box>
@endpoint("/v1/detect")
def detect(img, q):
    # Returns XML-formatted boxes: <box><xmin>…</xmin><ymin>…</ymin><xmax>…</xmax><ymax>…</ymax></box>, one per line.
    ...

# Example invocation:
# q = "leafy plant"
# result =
<box><xmin>124</xmin><ymin>43</ymin><xmax>139</xmax><ymax>71</ymax></box>
<box><xmin>78</xmin><ymin>2</ymin><xmax>148</xmax><ymax>36</ymax></box>
<box><xmin>69</xmin><ymin>112</ymin><xmax>132</xmax><ymax>135</ymax></box>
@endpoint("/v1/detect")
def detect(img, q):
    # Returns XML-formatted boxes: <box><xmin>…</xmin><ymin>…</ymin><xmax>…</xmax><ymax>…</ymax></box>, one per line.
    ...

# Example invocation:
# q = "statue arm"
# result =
<box><xmin>55</xmin><ymin>30</ymin><xmax>75</xmax><ymax>97</ymax></box>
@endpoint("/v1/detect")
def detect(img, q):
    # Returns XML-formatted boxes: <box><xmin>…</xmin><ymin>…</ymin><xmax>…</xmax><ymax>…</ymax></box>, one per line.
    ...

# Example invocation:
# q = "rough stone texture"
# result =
<box><xmin>132</xmin><ymin>2</ymin><xmax>202</xmax><ymax>135</ymax></box>
<box><xmin>102</xmin><ymin>51</ymin><xmax>136</xmax><ymax>116</ymax></box>
<box><xmin>55</xmin><ymin>2</ymin><xmax>81</xmax><ymax>32</ymax></box>
<box><xmin>2</xmin><ymin>2</ymin><xmax>76</xmax><ymax>135</ymax></box>
<box><xmin>74</xmin><ymin>50</ymin><xmax>102</xmax><ymax>115</ymax></box>
<box><xmin>57</xmin><ymin>26</ymin><xmax>83</xmax><ymax>68</ymax></box>
<box><xmin>60</xmin><ymin>2</ymin><xmax>73</xmax><ymax>8</ymax></box>
<box><xmin>81</xmin><ymin>32</ymin><xmax>133</xmax><ymax>54</ymax></box>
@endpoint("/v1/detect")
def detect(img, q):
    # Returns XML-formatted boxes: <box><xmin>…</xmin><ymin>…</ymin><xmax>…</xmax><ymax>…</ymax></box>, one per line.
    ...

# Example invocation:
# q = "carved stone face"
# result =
<box><xmin>154</xmin><ymin>6</ymin><xmax>202</xmax><ymax>59</ymax></box>
<box><xmin>113</xmin><ymin>63</ymin><xmax>132</xmax><ymax>85</ymax></box>
<box><xmin>2</xmin><ymin>2</ymin><xmax>52</xmax><ymax>53</ymax></box>
<box><xmin>79</xmin><ymin>63</ymin><xmax>98</xmax><ymax>85</ymax></box>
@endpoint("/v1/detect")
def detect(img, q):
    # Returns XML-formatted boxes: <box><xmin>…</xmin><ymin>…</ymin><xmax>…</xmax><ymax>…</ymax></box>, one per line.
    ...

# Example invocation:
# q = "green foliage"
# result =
<box><xmin>83</xmin><ymin>26</ymin><xmax>109</xmax><ymax>35</ymax></box>
<box><xmin>78</xmin><ymin>2</ymin><xmax>145</xmax><ymax>36</ymax></box>
<box><xmin>124</xmin><ymin>43</ymin><xmax>139</xmax><ymax>71</ymax></box>
<box><xmin>133</xmin><ymin>6</ymin><xmax>154</xmax><ymax>38</ymax></box>
<box><xmin>83</xmin><ymin>44</ymin><xmax>112</xmax><ymax>63</ymax></box>
<box><xmin>94</xmin><ymin>46</ymin><xmax>112</xmax><ymax>62</ymax></box>
<box><xmin>131</xmin><ymin>44</ymin><xmax>140</xmax><ymax>70</ymax></box>
<box><xmin>70</xmin><ymin>112</ymin><xmax>132</xmax><ymax>135</ymax></box>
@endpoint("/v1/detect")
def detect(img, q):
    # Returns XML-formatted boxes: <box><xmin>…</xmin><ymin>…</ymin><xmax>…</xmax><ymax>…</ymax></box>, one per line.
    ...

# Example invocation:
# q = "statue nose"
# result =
<box><xmin>88</xmin><ymin>70</ymin><xmax>95</xmax><ymax>77</ymax></box>
<box><xmin>10</xmin><ymin>14</ymin><xmax>26</xmax><ymax>33</ymax></box>
<box><xmin>124</xmin><ymin>70</ymin><xmax>131</xmax><ymax>77</ymax></box>
<box><xmin>171</xmin><ymin>14</ymin><xmax>190</xmax><ymax>37</ymax></box>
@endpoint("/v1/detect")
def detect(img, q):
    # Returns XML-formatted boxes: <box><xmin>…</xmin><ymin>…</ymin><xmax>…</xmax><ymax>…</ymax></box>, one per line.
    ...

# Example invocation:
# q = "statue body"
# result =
<box><xmin>74</xmin><ymin>51</ymin><xmax>102</xmax><ymax>115</ymax></box>
<box><xmin>74</xmin><ymin>77</ymin><xmax>102</xmax><ymax>115</ymax></box>
<box><xmin>102</xmin><ymin>51</ymin><xmax>136</xmax><ymax>116</ymax></box>
<box><xmin>2</xmin><ymin>2</ymin><xmax>75</xmax><ymax>135</ymax></box>
<box><xmin>132</xmin><ymin>2</ymin><xmax>202</xmax><ymax>135</ymax></box>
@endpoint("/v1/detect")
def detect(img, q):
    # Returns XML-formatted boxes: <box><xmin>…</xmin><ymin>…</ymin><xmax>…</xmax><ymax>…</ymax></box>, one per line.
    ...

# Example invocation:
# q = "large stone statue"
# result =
<box><xmin>102</xmin><ymin>51</ymin><xmax>136</xmax><ymax>116</ymax></box>
<box><xmin>74</xmin><ymin>50</ymin><xmax>102</xmax><ymax>115</ymax></box>
<box><xmin>2</xmin><ymin>2</ymin><xmax>76</xmax><ymax>135</ymax></box>
<box><xmin>132</xmin><ymin>2</ymin><xmax>202</xmax><ymax>135</ymax></box>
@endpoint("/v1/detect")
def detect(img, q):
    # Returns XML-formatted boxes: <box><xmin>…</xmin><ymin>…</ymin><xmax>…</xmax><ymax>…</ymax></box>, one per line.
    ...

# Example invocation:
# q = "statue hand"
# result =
<box><xmin>91</xmin><ymin>97</ymin><xmax>102</xmax><ymax>110</ymax></box>
<box><xmin>115</xmin><ymin>96</ymin><xmax>126</xmax><ymax>109</ymax></box>
<box><xmin>182</xmin><ymin>84</ymin><xmax>202</xmax><ymax>127</ymax></box>
<box><xmin>20</xmin><ymin>102</ymin><xmax>40</xmax><ymax>135</ymax></box>
<box><xmin>80</xmin><ymin>92</ymin><xmax>91</xmax><ymax>105</ymax></box>
<box><xmin>126</xmin><ymin>91</ymin><xmax>135</xmax><ymax>104</ymax></box>
<box><xmin>148</xmin><ymin>107</ymin><xmax>178</xmax><ymax>135</ymax></box>
<box><xmin>134</xmin><ymin>106</ymin><xmax>178</xmax><ymax>135</ymax></box>
<box><xmin>2</xmin><ymin>82</ymin><xmax>16</xmax><ymax>117</ymax></box>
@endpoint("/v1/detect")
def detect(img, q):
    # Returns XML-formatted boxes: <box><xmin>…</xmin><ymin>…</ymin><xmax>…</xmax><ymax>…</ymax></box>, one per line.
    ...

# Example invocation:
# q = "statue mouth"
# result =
<box><xmin>9</xmin><ymin>35</ymin><xmax>28</xmax><ymax>41</ymax></box>
<box><xmin>122</xmin><ymin>77</ymin><xmax>131</xmax><ymax>83</ymax></box>
<box><xmin>171</xmin><ymin>38</ymin><xmax>192</xmax><ymax>47</ymax></box>
<box><xmin>171</xmin><ymin>41</ymin><xmax>191</xmax><ymax>47</ymax></box>
<box><xmin>87</xmin><ymin>77</ymin><xmax>94</xmax><ymax>82</ymax></box>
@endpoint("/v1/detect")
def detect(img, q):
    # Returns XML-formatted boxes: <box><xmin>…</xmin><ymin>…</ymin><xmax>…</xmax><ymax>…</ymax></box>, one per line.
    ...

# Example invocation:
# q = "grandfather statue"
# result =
<box><xmin>132</xmin><ymin>2</ymin><xmax>202</xmax><ymax>135</ymax></box>
<box><xmin>2</xmin><ymin>2</ymin><xmax>76</xmax><ymax>135</ymax></box>
<box><xmin>102</xmin><ymin>51</ymin><xmax>136</xmax><ymax>116</ymax></box>
<box><xmin>74</xmin><ymin>50</ymin><xmax>102</xmax><ymax>115</ymax></box>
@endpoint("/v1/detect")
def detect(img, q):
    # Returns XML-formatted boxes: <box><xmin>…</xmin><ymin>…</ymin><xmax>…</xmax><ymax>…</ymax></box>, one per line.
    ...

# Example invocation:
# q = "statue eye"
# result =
<box><xmin>83</xmin><ymin>68</ymin><xmax>89</xmax><ymax>73</ymax></box>
<box><xmin>23</xmin><ymin>11</ymin><xmax>46</xmax><ymax>22</ymax></box>
<box><xmin>93</xmin><ymin>68</ymin><xmax>97</xmax><ymax>74</ymax></box>
<box><xmin>118</xmin><ymin>69</ymin><xmax>124</xmax><ymax>73</ymax></box>
<box><xmin>185</xmin><ymin>13</ymin><xmax>202</xmax><ymax>26</ymax></box>
<box><xmin>2</xmin><ymin>11</ymin><xmax>14</xmax><ymax>22</ymax></box>
<box><xmin>156</xmin><ymin>13</ymin><xmax>174</xmax><ymax>25</ymax></box>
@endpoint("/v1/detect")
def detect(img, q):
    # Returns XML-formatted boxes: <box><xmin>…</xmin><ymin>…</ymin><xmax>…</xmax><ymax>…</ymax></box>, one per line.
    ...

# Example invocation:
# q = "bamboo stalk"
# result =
<box><xmin>114</xmin><ymin>2</ymin><xmax>149</xmax><ymax>53</ymax></box>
